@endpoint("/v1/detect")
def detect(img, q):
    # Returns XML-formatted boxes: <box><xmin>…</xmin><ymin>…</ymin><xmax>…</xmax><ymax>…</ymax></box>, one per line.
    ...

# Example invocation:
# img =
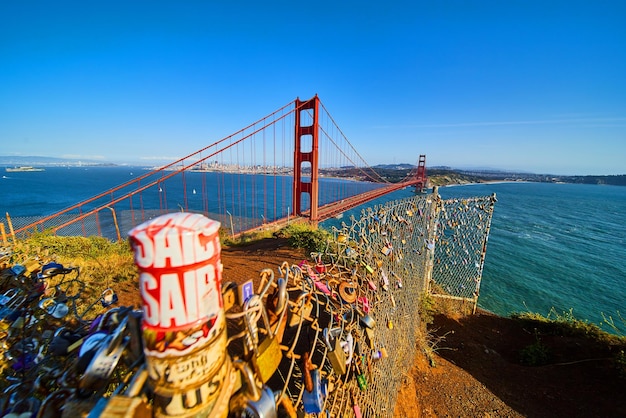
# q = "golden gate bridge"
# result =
<box><xmin>10</xmin><ymin>96</ymin><xmax>427</xmax><ymax>240</ymax></box>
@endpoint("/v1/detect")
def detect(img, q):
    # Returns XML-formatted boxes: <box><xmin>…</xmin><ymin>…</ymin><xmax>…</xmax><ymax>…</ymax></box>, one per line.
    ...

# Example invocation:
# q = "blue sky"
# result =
<box><xmin>1</xmin><ymin>1</ymin><xmax>624</xmax><ymax>175</ymax></box>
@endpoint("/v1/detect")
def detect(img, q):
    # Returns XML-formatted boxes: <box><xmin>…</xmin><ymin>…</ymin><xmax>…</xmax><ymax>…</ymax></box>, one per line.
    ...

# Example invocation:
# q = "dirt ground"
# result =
<box><xmin>396</xmin><ymin>310</ymin><xmax>626</xmax><ymax>418</ymax></box>
<box><xmin>118</xmin><ymin>238</ymin><xmax>626</xmax><ymax>417</ymax></box>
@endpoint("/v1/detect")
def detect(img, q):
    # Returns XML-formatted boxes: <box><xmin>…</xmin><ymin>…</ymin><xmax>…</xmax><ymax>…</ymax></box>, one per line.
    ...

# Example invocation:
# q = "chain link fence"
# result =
<box><xmin>0</xmin><ymin>189</ymin><xmax>495</xmax><ymax>417</ymax></box>
<box><xmin>431</xmin><ymin>193</ymin><xmax>497</xmax><ymax>312</ymax></box>
<box><xmin>314</xmin><ymin>192</ymin><xmax>441</xmax><ymax>416</ymax></box>
<box><xmin>263</xmin><ymin>190</ymin><xmax>495</xmax><ymax>416</ymax></box>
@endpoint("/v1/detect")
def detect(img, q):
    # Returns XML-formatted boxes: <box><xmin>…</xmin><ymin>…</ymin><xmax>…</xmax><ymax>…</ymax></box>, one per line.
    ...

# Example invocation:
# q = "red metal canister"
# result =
<box><xmin>128</xmin><ymin>212</ymin><xmax>235</xmax><ymax>417</ymax></box>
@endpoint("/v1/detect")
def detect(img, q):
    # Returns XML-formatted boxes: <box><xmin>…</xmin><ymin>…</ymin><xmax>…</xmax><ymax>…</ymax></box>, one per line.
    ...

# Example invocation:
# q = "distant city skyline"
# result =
<box><xmin>1</xmin><ymin>1</ymin><xmax>624</xmax><ymax>176</ymax></box>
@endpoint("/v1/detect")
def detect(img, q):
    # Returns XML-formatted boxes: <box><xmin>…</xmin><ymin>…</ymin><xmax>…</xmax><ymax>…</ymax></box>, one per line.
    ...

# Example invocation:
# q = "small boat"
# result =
<box><xmin>5</xmin><ymin>166</ymin><xmax>45</xmax><ymax>172</ymax></box>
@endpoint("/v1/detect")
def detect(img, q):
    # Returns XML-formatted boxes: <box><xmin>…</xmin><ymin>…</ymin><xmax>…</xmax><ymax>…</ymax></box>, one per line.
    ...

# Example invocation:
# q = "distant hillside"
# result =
<box><xmin>0</xmin><ymin>155</ymin><xmax>118</xmax><ymax>167</ymax></box>
<box><xmin>321</xmin><ymin>165</ymin><xmax>626</xmax><ymax>187</ymax></box>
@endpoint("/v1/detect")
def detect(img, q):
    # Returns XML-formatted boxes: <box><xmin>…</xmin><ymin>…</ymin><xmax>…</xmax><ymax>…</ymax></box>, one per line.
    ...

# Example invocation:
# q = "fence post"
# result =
<box><xmin>106</xmin><ymin>206</ymin><xmax>122</xmax><ymax>242</ymax></box>
<box><xmin>5</xmin><ymin>213</ymin><xmax>16</xmax><ymax>243</ymax></box>
<box><xmin>0</xmin><ymin>223</ymin><xmax>6</xmax><ymax>246</ymax></box>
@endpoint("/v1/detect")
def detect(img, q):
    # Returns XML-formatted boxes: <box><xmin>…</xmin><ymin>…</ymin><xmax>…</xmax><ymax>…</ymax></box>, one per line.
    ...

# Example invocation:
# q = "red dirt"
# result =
<box><xmin>118</xmin><ymin>238</ymin><xmax>626</xmax><ymax>417</ymax></box>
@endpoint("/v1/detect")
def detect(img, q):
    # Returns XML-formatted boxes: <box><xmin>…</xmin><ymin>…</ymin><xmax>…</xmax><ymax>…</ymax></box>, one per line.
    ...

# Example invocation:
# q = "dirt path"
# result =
<box><xmin>117</xmin><ymin>238</ymin><xmax>626</xmax><ymax>417</ymax></box>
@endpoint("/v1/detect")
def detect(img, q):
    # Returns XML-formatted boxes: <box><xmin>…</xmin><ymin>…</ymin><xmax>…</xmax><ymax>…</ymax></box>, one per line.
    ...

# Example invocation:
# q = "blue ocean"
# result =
<box><xmin>2</xmin><ymin>167</ymin><xmax>625</xmax><ymax>330</ymax></box>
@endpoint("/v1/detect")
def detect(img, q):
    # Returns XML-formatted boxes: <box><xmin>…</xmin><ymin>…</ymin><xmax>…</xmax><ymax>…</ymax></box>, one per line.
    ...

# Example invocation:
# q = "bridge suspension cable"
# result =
<box><xmin>8</xmin><ymin>96</ymin><xmax>425</xmax><ymax>240</ymax></box>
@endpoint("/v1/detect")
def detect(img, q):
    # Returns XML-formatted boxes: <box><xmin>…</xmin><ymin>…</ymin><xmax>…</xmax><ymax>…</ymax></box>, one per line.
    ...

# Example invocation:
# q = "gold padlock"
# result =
<box><xmin>323</xmin><ymin>327</ymin><xmax>346</xmax><ymax>375</ymax></box>
<box><xmin>244</xmin><ymin>295</ymin><xmax>282</xmax><ymax>383</ymax></box>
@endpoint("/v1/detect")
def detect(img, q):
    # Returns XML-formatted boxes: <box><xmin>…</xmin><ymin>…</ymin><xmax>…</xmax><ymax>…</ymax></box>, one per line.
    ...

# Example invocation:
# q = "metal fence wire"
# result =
<box><xmin>254</xmin><ymin>191</ymin><xmax>495</xmax><ymax>417</ymax></box>
<box><xmin>431</xmin><ymin>193</ymin><xmax>497</xmax><ymax>311</ymax></box>
<box><xmin>310</xmin><ymin>192</ymin><xmax>442</xmax><ymax>416</ymax></box>
<box><xmin>0</xmin><ymin>190</ymin><xmax>496</xmax><ymax>418</ymax></box>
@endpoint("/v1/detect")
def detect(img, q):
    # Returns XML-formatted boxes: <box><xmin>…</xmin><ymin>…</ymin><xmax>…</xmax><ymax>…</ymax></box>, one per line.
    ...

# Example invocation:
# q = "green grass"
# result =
<box><xmin>277</xmin><ymin>222</ymin><xmax>331</xmax><ymax>254</ymax></box>
<box><xmin>513</xmin><ymin>307</ymin><xmax>626</xmax><ymax>374</ymax></box>
<box><xmin>512</xmin><ymin>308</ymin><xmax>625</xmax><ymax>346</ymax></box>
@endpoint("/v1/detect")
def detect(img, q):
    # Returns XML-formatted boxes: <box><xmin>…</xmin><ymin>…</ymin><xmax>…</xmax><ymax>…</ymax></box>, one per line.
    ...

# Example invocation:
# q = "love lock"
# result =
<box><xmin>37</xmin><ymin>262</ymin><xmax>66</xmax><ymax>279</ymax></box>
<box><xmin>323</xmin><ymin>327</ymin><xmax>346</xmax><ymax>375</ymax></box>
<box><xmin>353</xmin><ymin>356</ymin><xmax>367</xmax><ymax>391</ymax></box>
<box><xmin>88</xmin><ymin>365</ymin><xmax>151</xmax><ymax>418</ymax></box>
<box><xmin>0</xmin><ymin>288</ymin><xmax>20</xmax><ymax>306</ymax></box>
<box><xmin>49</xmin><ymin>327</ymin><xmax>85</xmax><ymax>357</ymax></box>
<box><xmin>288</xmin><ymin>291</ymin><xmax>313</xmax><ymax>328</ymax></box>
<box><xmin>7</xmin><ymin>337</ymin><xmax>39</xmax><ymax>371</ymax></box>
<box><xmin>100</xmin><ymin>288</ymin><xmax>118</xmax><ymax>307</ymax></box>
<box><xmin>0</xmin><ymin>290</ymin><xmax>25</xmax><ymax>322</ymax></box>
<box><xmin>266</xmin><ymin>277</ymin><xmax>288</xmax><ymax>320</ymax></box>
<box><xmin>79</xmin><ymin>316</ymin><xmax>129</xmax><ymax>392</ymax></box>
<box><xmin>243</xmin><ymin>295</ymin><xmax>282</xmax><ymax>384</ymax></box>
<box><xmin>302</xmin><ymin>367</ymin><xmax>327</xmax><ymax>414</ymax></box>
<box><xmin>222</xmin><ymin>281</ymin><xmax>238</xmax><ymax>312</ymax></box>
<box><xmin>229</xmin><ymin>359</ymin><xmax>278</xmax><ymax>418</ymax></box>
<box><xmin>38</xmin><ymin>297</ymin><xmax>69</xmax><ymax>319</ymax></box>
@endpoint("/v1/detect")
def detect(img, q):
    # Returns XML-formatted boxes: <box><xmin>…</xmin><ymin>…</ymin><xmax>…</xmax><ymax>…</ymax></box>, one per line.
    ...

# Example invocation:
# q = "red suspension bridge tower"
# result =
<box><xmin>293</xmin><ymin>95</ymin><xmax>320</xmax><ymax>223</ymax></box>
<box><xmin>416</xmin><ymin>154</ymin><xmax>427</xmax><ymax>192</ymax></box>
<box><xmin>292</xmin><ymin>95</ymin><xmax>428</xmax><ymax>224</ymax></box>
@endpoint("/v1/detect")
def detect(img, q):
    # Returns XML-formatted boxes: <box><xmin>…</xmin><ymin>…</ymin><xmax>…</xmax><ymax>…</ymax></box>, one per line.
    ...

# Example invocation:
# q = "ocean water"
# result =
<box><xmin>2</xmin><ymin>167</ymin><xmax>625</xmax><ymax>329</ymax></box>
<box><xmin>439</xmin><ymin>182</ymin><xmax>626</xmax><ymax>329</ymax></box>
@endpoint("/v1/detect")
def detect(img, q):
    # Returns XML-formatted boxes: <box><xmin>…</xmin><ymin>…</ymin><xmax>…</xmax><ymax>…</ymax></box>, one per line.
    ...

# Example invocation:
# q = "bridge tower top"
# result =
<box><xmin>416</xmin><ymin>154</ymin><xmax>427</xmax><ymax>193</ymax></box>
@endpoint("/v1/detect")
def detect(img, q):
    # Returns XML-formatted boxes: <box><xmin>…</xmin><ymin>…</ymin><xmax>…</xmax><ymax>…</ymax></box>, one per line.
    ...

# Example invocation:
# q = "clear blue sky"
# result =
<box><xmin>1</xmin><ymin>1</ymin><xmax>624</xmax><ymax>175</ymax></box>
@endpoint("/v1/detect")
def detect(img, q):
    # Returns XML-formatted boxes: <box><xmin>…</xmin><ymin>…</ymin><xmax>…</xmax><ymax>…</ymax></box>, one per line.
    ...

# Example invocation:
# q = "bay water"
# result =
<box><xmin>2</xmin><ymin>167</ymin><xmax>625</xmax><ymax>330</ymax></box>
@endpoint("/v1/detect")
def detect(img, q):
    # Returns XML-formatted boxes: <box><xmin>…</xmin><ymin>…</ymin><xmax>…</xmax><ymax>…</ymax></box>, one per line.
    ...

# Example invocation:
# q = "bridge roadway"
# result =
<box><xmin>315</xmin><ymin>180</ymin><xmax>421</xmax><ymax>221</ymax></box>
<box><xmin>248</xmin><ymin>180</ymin><xmax>422</xmax><ymax>236</ymax></box>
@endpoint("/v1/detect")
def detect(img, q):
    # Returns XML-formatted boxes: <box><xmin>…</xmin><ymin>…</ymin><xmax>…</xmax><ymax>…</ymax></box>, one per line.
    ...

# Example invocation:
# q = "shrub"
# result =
<box><xmin>279</xmin><ymin>223</ymin><xmax>330</xmax><ymax>254</ymax></box>
<box><xmin>519</xmin><ymin>329</ymin><xmax>550</xmax><ymax>366</ymax></box>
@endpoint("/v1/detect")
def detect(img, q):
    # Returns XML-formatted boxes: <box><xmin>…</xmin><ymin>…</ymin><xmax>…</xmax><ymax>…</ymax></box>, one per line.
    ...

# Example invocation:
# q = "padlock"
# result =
<box><xmin>323</xmin><ymin>327</ymin><xmax>346</xmax><ymax>375</ymax></box>
<box><xmin>0</xmin><ymin>292</ymin><xmax>26</xmax><ymax>321</ymax></box>
<box><xmin>229</xmin><ymin>359</ymin><xmax>278</xmax><ymax>418</ymax></box>
<box><xmin>88</xmin><ymin>365</ymin><xmax>151</xmax><ymax>418</ymax></box>
<box><xmin>0</xmin><ymin>288</ymin><xmax>20</xmax><ymax>306</ymax></box>
<box><xmin>341</xmin><ymin>331</ymin><xmax>354</xmax><ymax>366</ymax></box>
<box><xmin>38</xmin><ymin>297</ymin><xmax>69</xmax><ymax>319</ymax></box>
<box><xmin>302</xmin><ymin>368</ymin><xmax>327</xmax><ymax>414</ymax></box>
<box><xmin>37</xmin><ymin>262</ymin><xmax>65</xmax><ymax>279</ymax></box>
<box><xmin>79</xmin><ymin>316</ymin><xmax>129</xmax><ymax>392</ymax></box>
<box><xmin>381</xmin><ymin>269</ymin><xmax>390</xmax><ymax>291</ymax></box>
<box><xmin>352</xmin><ymin>389</ymin><xmax>363</xmax><ymax>418</ymax></box>
<box><xmin>338</xmin><ymin>281</ymin><xmax>357</xmax><ymax>304</ymax></box>
<box><xmin>266</xmin><ymin>277</ymin><xmax>288</xmax><ymax>320</ymax></box>
<box><xmin>362</xmin><ymin>263</ymin><xmax>374</xmax><ymax>275</ymax></box>
<box><xmin>315</xmin><ymin>255</ymin><xmax>326</xmax><ymax>274</ymax></box>
<box><xmin>359</xmin><ymin>312</ymin><xmax>376</xmax><ymax>329</ymax></box>
<box><xmin>244</xmin><ymin>295</ymin><xmax>282</xmax><ymax>383</ymax></box>
<box><xmin>100</xmin><ymin>288</ymin><xmax>118</xmax><ymax>307</ymax></box>
<box><xmin>392</xmin><ymin>271</ymin><xmax>403</xmax><ymax>289</ymax></box>
<box><xmin>221</xmin><ymin>281</ymin><xmax>238</xmax><ymax>312</ymax></box>
<box><xmin>364</xmin><ymin>327</ymin><xmax>375</xmax><ymax>350</ymax></box>
<box><xmin>288</xmin><ymin>291</ymin><xmax>313</xmax><ymax>328</ymax></box>
<box><xmin>354</xmin><ymin>356</ymin><xmax>367</xmax><ymax>391</ymax></box>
